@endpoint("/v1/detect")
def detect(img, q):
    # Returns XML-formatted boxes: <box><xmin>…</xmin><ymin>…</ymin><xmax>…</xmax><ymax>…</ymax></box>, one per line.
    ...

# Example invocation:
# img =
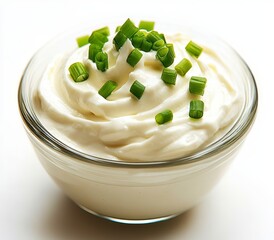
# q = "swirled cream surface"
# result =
<box><xmin>34</xmin><ymin>30</ymin><xmax>243</xmax><ymax>162</ymax></box>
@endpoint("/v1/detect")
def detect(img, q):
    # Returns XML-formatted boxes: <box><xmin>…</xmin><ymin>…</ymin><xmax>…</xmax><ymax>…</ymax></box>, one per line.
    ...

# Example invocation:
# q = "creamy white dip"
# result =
<box><xmin>34</xmin><ymin>31</ymin><xmax>242</xmax><ymax>162</ymax></box>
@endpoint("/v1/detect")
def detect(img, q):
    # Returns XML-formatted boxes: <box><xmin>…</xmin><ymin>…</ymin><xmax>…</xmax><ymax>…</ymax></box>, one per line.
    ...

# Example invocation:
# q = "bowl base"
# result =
<box><xmin>78</xmin><ymin>204</ymin><xmax>179</xmax><ymax>224</ymax></box>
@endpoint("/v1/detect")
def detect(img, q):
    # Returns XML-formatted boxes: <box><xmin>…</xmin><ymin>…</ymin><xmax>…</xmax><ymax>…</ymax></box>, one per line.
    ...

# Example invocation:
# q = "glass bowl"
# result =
<box><xmin>18</xmin><ymin>23</ymin><xmax>258</xmax><ymax>224</ymax></box>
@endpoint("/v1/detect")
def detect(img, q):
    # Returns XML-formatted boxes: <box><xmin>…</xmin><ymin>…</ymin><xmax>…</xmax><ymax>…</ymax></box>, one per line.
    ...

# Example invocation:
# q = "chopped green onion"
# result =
<box><xmin>152</xmin><ymin>39</ymin><xmax>165</xmax><ymax>51</ymax></box>
<box><xmin>146</xmin><ymin>31</ymin><xmax>161</xmax><ymax>43</ymax></box>
<box><xmin>120</xmin><ymin>18</ymin><xmax>139</xmax><ymax>38</ymax></box>
<box><xmin>161</xmin><ymin>68</ymin><xmax>177</xmax><ymax>85</ymax></box>
<box><xmin>130</xmin><ymin>80</ymin><xmax>145</xmax><ymax>99</ymax></box>
<box><xmin>98</xmin><ymin>80</ymin><xmax>117</xmax><ymax>99</ymax></box>
<box><xmin>95</xmin><ymin>52</ymin><xmax>108</xmax><ymax>72</ymax></box>
<box><xmin>156</xmin><ymin>46</ymin><xmax>171</xmax><ymax>66</ymax></box>
<box><xmin>93</xmin><ymin>26</ymin><xmax>110</xmax><ymax>36</ymax></box>
<box><xmin>88</xmin><ymin>32</ymin><xmax>108</xmax><ymax>47</ymax></box>
<box><xmin>113</xmin><ymin>31</ymin><xmax>127</xmax><ymax>50</ymax></box>
<box><xmin>127</xmin><ymin>48</ymin><xmax>143</xmax><ymax>67</ymax></box>
<box><xmin>140</xmin><ymin>38</ymin><xmax>152</xmax><ymax>52</ymax></box>
<box><xmin>185</xmin><ymin>40</ymin><xmax>203</xmax><ymax>58</ymax></box>
<box><xmin>115</xmin><ymin>26</ymin><xmax>121</xmax><ymax>32</ymax></box>
<box><xmin>159</xmin><ymin>33</ymin><xmax>166</xmax><ymax>43</ymax></box>
<box><xmin>189</xmin><ymin>76</ymin><xmax>207</xmax><ymax>95</ymax></box>
<box><xmin>155</xmin><ymin>109</ymin><xmax>173</xmax><ymax>124</ymax></box>
<box><xmin>166</xmin><ymin>44</ymin><xmax>175</xmax><ymax>58</ymax></box>
<box><xmin>131</xmin><ymin>31</ymin><xmax>146</xmax><ymax>48</ymax></box>
<box><xmin>76</xmin><ymin>35</ymin><xmax>89</xmax><ymax>47</ymax></box>
<box><xmin>156</xmin><ymin>45</ymin><xmax>175</xmax><ymax>67</ymax></box>
<box><xmin>69</xmin><ymin>62</ymin><xmax>89</xmax><ymax>82</ymax></box>
<box><xmin>156</xmin><ymin>46</ymin><xmax>168</xmax><ymax>59</ymax></box>
<box><xmin>139</xmin><ymin>20</ymin><xmax>155</xmax><ymax>31</ymax></box>
<box><xmin>175</xmin><ymin>58</ymin><xmax>192</xmax><ymax>76</ymax></box>
<box><xmin>88</xmin><ymin>44</ymin><xmax>102</xmax><ymax>62</ymax></box>
<box><xmin>189</xmin><ymin>100</ymin><xmax>204</xmax><ymax>119</ymax></box>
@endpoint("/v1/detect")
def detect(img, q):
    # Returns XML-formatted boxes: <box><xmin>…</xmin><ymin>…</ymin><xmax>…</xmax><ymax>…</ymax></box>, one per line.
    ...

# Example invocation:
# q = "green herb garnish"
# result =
<box><xmin>139</xmin><ymin>20</ymin><xmax>155</xmax><ymax>31</ymax></box>
<box><xmin>130</xmin><ymin>80</ymin><xmax>146</xmax><ymax>99</ymax></box>
<box><xmin>68</xmin><ymin>62</ymin><xmax>89</xmax><ymax>82</ymax></box>
<box><xmin>155</xmin><ymin>109</ymin><xmax>173</xmax><ymax>124</ymax></box>
<box><xmin>120</xmin><ymin>18</ymin><xmax>139</xmax><ymax>38</ymax></box>
<box><xmin>113</xmin><ymin>31</ymin><xmax>127</xmax><ymax>50</ymax></box>
<box><xmin>175</xmin><ymin>58</ymin><xmax>192</xmax><ymax>76</ymax></box>
<box><xmin>98</xmin><ymin>80</ymin><xmax>117</xmax><ymax>99</ymax></box>
<box><xmin>127</xmin><ymin>49</ymin><xmax>143</xmax><ymax>67</ymax></box>
<box><xmin>185</xmin><ymin>40</ymin><xmax>203</xmax><ymax>58</ymax></box>
<box><xmin>95</xmin><ymin>52</ymin><xmax>108</xmax><ymax>72</ymax></box>
<box><xmin>161</xmin><ymin>68</ymin><xmax>177</xmax><ymax>85</ymax></box>
<box><xmin>76</xmin><ymin>35</ymin><xmax>89</xmax><ymax>47</ymax></box>
<box><xmin>189</xmin><ymin>100</ymin><xmax>204</xmax><ymax>119</ymax></box>
<box><xmin>189</xmin><ymin>76</ymin><xmax>207</xmax><ymax>95</ymax></box>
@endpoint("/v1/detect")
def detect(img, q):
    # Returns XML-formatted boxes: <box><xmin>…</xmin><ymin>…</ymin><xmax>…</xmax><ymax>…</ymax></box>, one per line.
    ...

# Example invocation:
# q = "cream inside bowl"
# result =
<box><xmin>18</xmin><ymin>19</ymin><xmax>258</xmax><ymax>224</ymax></box>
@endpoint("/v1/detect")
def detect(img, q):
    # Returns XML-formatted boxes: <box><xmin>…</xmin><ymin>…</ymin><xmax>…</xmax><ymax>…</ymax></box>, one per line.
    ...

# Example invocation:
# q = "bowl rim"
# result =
<box><xmin>18</xmin><ymin>25</ymin><xmax>258</xmax><ymax>169</ymax></box>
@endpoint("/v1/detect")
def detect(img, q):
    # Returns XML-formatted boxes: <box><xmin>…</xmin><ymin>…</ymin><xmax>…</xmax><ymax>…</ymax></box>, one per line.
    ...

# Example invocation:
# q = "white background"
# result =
<box><xmin>1</xmin><ymin>0</ymin><xmax>273</xmax><ymax>239</ymax></box>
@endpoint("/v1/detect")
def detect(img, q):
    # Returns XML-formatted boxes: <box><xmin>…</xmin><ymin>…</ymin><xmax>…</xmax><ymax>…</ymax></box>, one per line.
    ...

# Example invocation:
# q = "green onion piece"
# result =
<box><xmin>88</xmin><ymin>32</ymin><xmax>108</xmax><ymax>47</ymax></box>
<box><xmin>139</xmin><ymin>20</ymin><xmax>155</xmax><ymax>31</ymax></box>
<box><xmin>166</xmin><ymin>44</ymin><xmax>175</xmax><ymax>58</ymax></box>
<box><xmin>189</xmin><ymin>76</ymin><xmax>207</xmax><ymax>95</ymax></box>
<box><xmin>161</xmin><ymin>68</ymin><xmax>177</xmax><ymax>85</ymax></box>
<box><xmin>156</xmin><ymin>46</ymin><xmax>168</xmax><ymax>60</ymax></box>
<box><xmin>155</xmin><ymin>109</ymin><xmax>173</xmax><ymax>124</ymax></box>
<box><xmin>175</xmin><ymin>58</ymin><xmax>192</xmax><ymax>76</ymax></box>
<box><xmin>95</xmin><ymin>52</ymin><xmax>108</xmax><ymax>72</ymax></box>
<box><xmin>120</xmin><ymin>18</ymin><xmax>139</xmax><ymax>38</ymax></box>
<box><xmin>152</xmin><ymin>39</ymin><xmax>165</xmax><ymax>51</ymax></box>
<box><xmin>185</xmin><ymin>40</ymin><xmax>203</xmax><ymax>58</ymax></box>
<box><xmin>131</xmin><ymin>31</ymin><xmax>146</xmax><ymax>48</ymax></box>
<box><xmin>88</xmin><ymin>44</ymin><xmax>102</xmax><ymax>62</ymax></box>
<box><xmin>93</xmin><ymin>26</ymin><xmax>110</xmax><ymax>36</ymax></box>
<box><xmin>130</xmin><ymin>80</ymin><xmax>145</xmax><ymax>99</ymax></box>
<box><xmin>189</xmin><ymin>100</ymin><xmax>204</xmax><ymax>119</ymax></box>
<box><xmin>140</xmin><ymin>38</ymin><xmax>152</xmax><ymax>52</ymax></box>
<box><xmin>113</xmin><ymin>31</ymin><xmax>127</xmax><ymax>50</ymax></box>
<box><xmin>69</xmin><ymin>62</ymin><xmax>89</xmax><ymax>82</ymax></box>
<box><xmin>115</xmin><ymin>26</ymin><xmax>121</xmax><ymax>32</ymax></box>
<box><xmin>76</xmin><ymin>35</ymin><xmax>89</xmax><ymax>47</ymax></box>
<box><xmin>98</xmin><ymin>80</ymin><xmax>117</xmax><ymax>99</ymax></box>
<box><xmin>146</xmin><ymin>31</ymin><xmax>161</xmax><ymax>43</ymax></box>
<box><xmin>127</xmin><ymin>48</ymin><xmax>143</xmax><ymax>67</ymax></box>
<box><xmin>159</xmin><ymin>33</ymin><xmax>166</xmax><ymax>43</ymax></box>
<box><xmin>156</xmin><ymin>45</ymin><xmax>175</xmax><ymax>67</ymax></box>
